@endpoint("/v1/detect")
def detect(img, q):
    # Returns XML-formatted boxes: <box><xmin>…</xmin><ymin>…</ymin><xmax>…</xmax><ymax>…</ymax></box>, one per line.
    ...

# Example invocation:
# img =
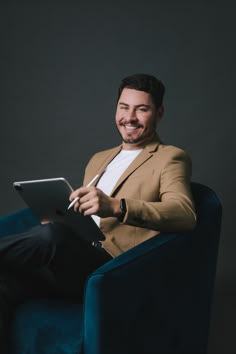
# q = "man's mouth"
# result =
<box><xmin>124</xmin><ymin>124</ymin><xmax>140</xmax><ymax>131</ymax></box>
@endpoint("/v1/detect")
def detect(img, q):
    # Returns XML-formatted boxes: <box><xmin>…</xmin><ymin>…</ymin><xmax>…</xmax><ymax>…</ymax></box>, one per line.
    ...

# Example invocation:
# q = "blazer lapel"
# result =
<box><xmin>110</xmin><ymin>137</ymin><xmax>160</xmax><ymax>196</ymax></box>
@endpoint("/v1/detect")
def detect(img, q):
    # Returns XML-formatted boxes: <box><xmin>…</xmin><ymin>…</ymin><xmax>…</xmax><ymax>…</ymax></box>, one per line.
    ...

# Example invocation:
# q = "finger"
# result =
<box><xmin>83</xmin><ymin>205</ymin><xmax>99</xmax><ymax>216</ymax></box>
<box><xmin>69</xmin><ymin>190</ymin><xmax>80</xmax><ymax>202</ymax></box>
<box><xmin>41</xmin><ymin>220</ymin><xmax>51</xmax><ymax>224</ymax></box>
<box><xmin>79</xmin><ymin>199</ymin><xmax>99</xmax><ymax>216</ymax></box>
<box><xmin>70</xmin><ymin>186</ymin><xmax>95</xmax><ymax>202</ymax></box>
<box><xmin>69</xmin><ymin>187</ymin><xmax>87</xmax><ymax>202</ymax></box>
<box><xmin>73</xmin><ymin>196</ymin><xmax>93</xmax><ymax>213</ymax></box>
<box><xmin>73</xmin><ymin>200</ymin><xmax>80</xmax><ymax>212</ymax></box>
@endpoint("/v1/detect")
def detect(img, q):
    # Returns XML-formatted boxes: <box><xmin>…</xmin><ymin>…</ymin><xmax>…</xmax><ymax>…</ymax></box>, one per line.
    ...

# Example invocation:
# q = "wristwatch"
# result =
<box><xmin>118</xmin><ymin>198</ymin><xmax>127</xmax><ymax>222</ymax></box>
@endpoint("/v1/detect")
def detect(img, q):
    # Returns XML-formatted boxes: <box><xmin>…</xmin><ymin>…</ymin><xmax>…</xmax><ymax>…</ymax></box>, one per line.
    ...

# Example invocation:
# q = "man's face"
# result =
<box><xmin>116</xmin><ymin>88</ymin><xmax>162</xmax><ymax>150</ymax></box>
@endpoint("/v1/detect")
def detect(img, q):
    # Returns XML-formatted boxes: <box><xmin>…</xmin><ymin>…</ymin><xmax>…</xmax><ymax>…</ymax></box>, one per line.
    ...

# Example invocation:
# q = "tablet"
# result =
<box><xmin>13</xmin><ymin>178</ymin><xmax>105</xmax><ymax>242</ymax></box>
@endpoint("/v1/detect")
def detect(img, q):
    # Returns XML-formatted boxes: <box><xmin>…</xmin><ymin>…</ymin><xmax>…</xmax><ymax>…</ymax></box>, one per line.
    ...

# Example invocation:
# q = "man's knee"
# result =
<box><xmin>0</xmin><ymin>224</ymin><xmax>59</xmax><ymax>269</ymax></box>
<box><xmin>39</xmin><ymin>223</ymin><xmax>71</xmax><ymax>246</ymax></box>
<box><xmin>0</xmin><ymin>223</ymin><xmax>73</xmax><ymax>269</ymax></box>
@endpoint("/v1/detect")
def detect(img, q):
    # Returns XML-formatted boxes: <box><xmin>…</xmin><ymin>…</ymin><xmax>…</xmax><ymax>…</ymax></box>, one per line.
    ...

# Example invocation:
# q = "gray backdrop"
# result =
<box><xmin>1</xmin><ymin>1</ymin><xmax>235</xmax><ymax>353</ymax></box>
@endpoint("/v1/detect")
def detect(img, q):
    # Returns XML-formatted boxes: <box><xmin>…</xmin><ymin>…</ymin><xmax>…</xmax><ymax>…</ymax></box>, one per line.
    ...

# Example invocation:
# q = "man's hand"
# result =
<box><xmin>69</xmin><ymin>187</ymin><xmax>122</xmax><ymax>218</ymax></box>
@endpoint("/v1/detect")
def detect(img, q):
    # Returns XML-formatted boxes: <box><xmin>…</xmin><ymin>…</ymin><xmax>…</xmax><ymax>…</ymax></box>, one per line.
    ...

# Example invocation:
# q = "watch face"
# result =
<box><xmin>119</xmin><ymin>199</ymin><xmax>127</xmax><ymax>222</ymax></box>
<box><xmin>120</xmin><ymin>199</ymin><xmax>126</xmax><ymax>212</ymax></box>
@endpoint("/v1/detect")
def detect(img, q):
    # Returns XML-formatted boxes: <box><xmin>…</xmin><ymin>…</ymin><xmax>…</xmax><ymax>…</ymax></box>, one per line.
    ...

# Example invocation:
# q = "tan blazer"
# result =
<box><xmin>83</xmin><ymin>136</ymin><xmax>197</xmax><ymax>257</ymax></box>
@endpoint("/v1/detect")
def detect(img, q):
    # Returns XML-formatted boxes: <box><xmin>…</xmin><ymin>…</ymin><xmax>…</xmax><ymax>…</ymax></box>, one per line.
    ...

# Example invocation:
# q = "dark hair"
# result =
<box><xmin>117</xmin><ymin>73</ymin><xmax>165</xmax><ymax>110</ymax></box>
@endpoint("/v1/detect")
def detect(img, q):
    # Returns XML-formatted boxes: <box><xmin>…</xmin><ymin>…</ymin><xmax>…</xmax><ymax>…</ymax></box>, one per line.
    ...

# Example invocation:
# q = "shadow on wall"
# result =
<box><xmin>208</xmin><ymin>281</ymin><xmax>236</xmax><ymax>354</ymax></box>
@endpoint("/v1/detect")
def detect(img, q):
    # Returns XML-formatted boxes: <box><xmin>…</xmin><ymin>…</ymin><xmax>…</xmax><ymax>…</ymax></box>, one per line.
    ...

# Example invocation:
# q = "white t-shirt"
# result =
<box><xmin>92</xmin><ymin>149</ymin><xmax>143</xmax><ymax>226</ymax></box>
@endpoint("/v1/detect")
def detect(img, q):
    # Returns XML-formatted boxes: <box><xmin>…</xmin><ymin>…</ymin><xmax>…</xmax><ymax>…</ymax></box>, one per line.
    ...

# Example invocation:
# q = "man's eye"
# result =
<box><xmin>138</xmin><ymin>108</ymin><xmax>148</xmax><ymax>112</ymax></box>
<box><xmin>120</xmin><ymin>106</ymin><xmax>128</xmax><ymax>110</ymax></box>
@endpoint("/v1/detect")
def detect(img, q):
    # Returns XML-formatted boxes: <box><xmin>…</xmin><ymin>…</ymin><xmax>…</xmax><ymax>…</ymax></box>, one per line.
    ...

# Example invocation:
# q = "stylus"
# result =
<box><xmin>67</xmin><ymin>174</ymin><xmax>100</xmax><ymax>210</ymax></box>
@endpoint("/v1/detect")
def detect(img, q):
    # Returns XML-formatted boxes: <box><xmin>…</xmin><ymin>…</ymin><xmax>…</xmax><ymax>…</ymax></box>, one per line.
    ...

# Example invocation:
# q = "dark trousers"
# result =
<box><xmin>0</xmin><ymin>223</ymin><xmax>112</xmax><ymax>351</ymax></box>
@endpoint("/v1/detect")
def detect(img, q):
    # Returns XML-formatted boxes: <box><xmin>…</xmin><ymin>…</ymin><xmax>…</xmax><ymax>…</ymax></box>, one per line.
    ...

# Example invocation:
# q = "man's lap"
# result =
<box><xmin>0</xmin><ymin>222</ymin><xmax>111</xmax><ymax>301</ymax></box>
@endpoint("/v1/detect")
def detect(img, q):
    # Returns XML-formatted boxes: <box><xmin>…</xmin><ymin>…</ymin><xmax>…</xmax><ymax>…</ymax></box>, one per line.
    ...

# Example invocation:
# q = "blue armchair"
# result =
<box><xmin>0</xmin><ymin>182</ymin><xmax>221</xmax><ymax>354</ymax></box>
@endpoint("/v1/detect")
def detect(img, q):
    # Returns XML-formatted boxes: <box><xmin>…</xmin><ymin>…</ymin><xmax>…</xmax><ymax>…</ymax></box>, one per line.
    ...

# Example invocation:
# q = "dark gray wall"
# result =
<box><xmin>1</xmin><ymin>1</ymin><xmax>235</xmax><ymax>353</ymax></box>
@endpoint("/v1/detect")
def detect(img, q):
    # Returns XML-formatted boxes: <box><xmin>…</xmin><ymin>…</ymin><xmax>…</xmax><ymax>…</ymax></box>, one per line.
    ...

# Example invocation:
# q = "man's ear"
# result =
<box><xmin>156</xmin><ymin>105</ymin><xmax>164</xmax><ymax>121</ymax></box>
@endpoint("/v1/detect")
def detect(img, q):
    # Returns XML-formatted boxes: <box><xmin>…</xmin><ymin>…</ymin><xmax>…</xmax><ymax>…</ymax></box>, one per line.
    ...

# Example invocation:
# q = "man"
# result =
<box><xmin>69</xmin><ymin>73</ymin><xmax>196</xmax><ymax>257</ymax></box>
<box><xmin>0</xmin><ymin>73</ymin><xmax>196</xmax><ymax>351</ymax></box>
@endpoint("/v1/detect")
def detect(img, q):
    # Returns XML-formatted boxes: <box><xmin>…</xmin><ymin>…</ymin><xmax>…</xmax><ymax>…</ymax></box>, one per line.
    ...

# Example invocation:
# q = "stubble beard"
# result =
<box><xmin>116</xmin><ymin>123</ymin><xmax>157</xmax><ymax>147</ymax></box>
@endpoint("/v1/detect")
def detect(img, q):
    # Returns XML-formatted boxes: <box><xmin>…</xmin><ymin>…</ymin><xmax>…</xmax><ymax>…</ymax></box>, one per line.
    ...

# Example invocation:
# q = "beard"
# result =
<box><xmin>116</xmin><ymin>123</ymin><xmax>157</xmax><ymax>146</ymax></box>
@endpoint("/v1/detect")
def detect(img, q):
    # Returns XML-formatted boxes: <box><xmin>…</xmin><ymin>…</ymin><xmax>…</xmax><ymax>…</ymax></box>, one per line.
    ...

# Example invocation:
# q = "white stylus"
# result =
<box><xmin>67</xmin><ymin>174</ymin><xmax>100</xmax><ymax>210</ymax></box>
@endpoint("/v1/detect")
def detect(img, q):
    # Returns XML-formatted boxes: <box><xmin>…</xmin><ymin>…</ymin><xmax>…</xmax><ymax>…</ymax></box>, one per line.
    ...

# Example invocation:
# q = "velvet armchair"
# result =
<box><xmin>0</xmin><ymin>182</ymin><xmax>221</xmax><ymax>354</ymax></box>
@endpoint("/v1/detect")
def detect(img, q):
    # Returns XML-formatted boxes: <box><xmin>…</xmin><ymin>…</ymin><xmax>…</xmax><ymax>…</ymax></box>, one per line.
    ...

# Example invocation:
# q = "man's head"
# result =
<box><xmin>117</xmin><ymin>73</ymin><xmax>165</xmax><ymax>110</ymax></box>
<box><xmin>116</xmin><ymin>73</ymin><xmax>165</xmax><ymax>150</ymax></box>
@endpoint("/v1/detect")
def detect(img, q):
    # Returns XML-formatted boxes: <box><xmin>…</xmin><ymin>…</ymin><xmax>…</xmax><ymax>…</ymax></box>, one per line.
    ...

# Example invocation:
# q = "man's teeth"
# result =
<box><xmin>125</xmin><ymin>125</ymin><xmax>138</xmax><ymax>130</ymax></box>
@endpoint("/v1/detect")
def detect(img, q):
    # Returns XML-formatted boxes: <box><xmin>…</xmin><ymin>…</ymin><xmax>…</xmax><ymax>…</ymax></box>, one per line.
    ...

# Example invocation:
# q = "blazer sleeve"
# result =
<box><xmin>122</xmin><ymin>149</ymin><xmax>197</xmax><ymax>232</ymax></box>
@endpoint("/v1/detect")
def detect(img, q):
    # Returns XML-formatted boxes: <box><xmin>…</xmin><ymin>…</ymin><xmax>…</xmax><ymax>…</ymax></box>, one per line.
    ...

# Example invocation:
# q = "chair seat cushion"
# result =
<box><xmin>11</xmin><ymin>299</ymin><xmax>84</xmax><ymax>354</ymax></box>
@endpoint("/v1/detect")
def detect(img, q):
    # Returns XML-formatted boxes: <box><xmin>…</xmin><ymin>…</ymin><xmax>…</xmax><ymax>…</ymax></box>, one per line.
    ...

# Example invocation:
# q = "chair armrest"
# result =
<box><xmin>83</xmin><ymin>231</ymin><xmax>206</xmax><ymax>354</ymax></box>
<box><xmin>0</xmin><ymin>208</ymin><xmax>40</xmax><ymax>237</ymax></box>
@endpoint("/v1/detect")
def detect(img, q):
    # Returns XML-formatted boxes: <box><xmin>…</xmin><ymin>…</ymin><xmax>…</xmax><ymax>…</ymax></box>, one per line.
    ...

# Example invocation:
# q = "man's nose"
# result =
<box><xmin>125</xmin><ymin>109</ymin><xmax>137</xmax><ymax>121</ymax></box>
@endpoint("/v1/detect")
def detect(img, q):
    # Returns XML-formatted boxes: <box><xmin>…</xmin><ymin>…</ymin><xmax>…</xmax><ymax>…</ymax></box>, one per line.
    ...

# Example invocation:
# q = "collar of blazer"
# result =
<box><xmin>93</xmin><ymin>134</ymin><xmax>161</xmax><ymax>196</ymax></box>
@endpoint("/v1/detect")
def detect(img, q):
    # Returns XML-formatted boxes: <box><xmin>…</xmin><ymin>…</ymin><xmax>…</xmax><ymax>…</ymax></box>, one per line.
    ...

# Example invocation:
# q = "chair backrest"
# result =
<box><xmin>187</xmin><ymin>182</ymin><xmax>222</xmax><ymax>352</ymax></box>
<box><xmin>191</xmin><ymin>182</ymin><xmax>222</xmax><ymax>285</ymax></box>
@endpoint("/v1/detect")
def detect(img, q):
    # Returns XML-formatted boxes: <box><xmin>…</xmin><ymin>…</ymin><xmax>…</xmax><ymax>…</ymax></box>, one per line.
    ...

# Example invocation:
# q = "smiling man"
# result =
<box><xmin>70</xmin><ymin>73</ymin><xmax>196</xmax><ymax>256</ymax></box>
<box><xmin>0</xmin><ymin>73</ymin><xmax>196</xmax><ymax>351</ymax></box>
